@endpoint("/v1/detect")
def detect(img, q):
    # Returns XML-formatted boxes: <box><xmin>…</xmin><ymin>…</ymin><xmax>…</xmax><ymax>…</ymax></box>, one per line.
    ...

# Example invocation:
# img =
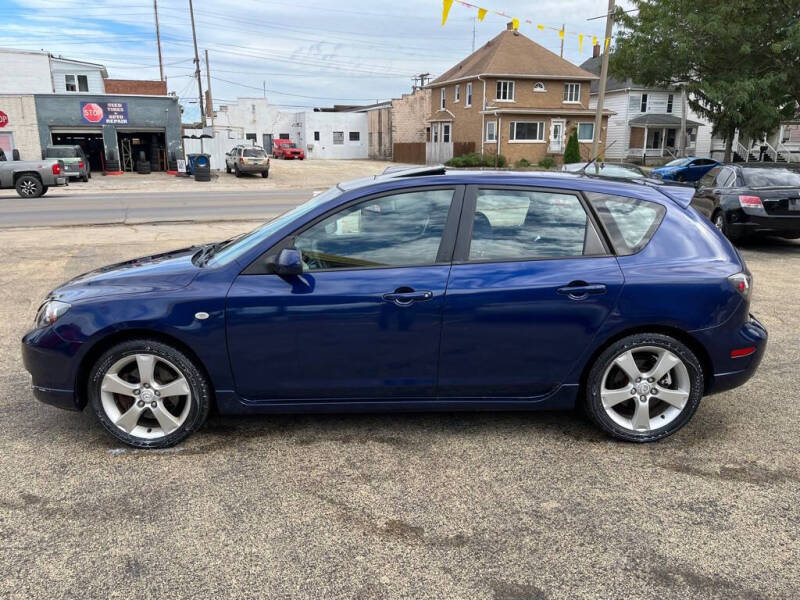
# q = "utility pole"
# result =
<box><xmin>472</xmin><ymin>16</ymin><xmax>476</xmax><ymax>52</ymax></box>
<box><xmin>263</xmin><ymin>81</ymin><xmax>266</xmax><ymax>98</ymax></box>
<box><xmin>591</xmin><ymin>0</ymin><xmax>615</xmax><ymax>160</ymax></box>
<box><xmin>560</xmin><ymin>24</ymin><xmax>565</xmax><ymax>57</ymax></box>
<box><xmin>188</xmin><ymin>0</ymin><xmax>205</xmax><ymax>126</ymax></box>
<box><xmin>679</xmin><ymin>85</ymin><xmax>688</xmax><ymax>157</ymax></box>
<box><xmin>205</xmin><ymin>49</ymin><xmax>214</xmax><ymax>126</ymax></box>
<box><xmin>154</xmin><ymin>0</ymin><xmax>164</xmax><ymax>81</ymax></box>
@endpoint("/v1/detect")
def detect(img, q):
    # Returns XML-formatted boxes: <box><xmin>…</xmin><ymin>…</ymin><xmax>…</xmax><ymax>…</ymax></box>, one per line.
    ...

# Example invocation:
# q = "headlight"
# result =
<box><xmin>34</xmin><ymin>300</ymin><xmax>71</xmax><ymax>328</ymax></box>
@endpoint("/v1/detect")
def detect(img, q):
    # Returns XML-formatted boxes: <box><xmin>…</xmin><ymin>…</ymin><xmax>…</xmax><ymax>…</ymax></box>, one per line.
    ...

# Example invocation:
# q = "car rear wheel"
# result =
<box><xmin>712</xmin><ymin>209</ymin><xmax>740</xmax><ymax>242</ymax></box>
<box><xmin>234</xmin><ymin>165</ymin><xmax>241</xmax><ymax>178</ymax></box>
<box><xmin>89</xmin><ymin>339</ymin><xmax>211</xmax><ymax>448</ymax></box>
<box><xmin>16</xmin><ymin>175</ymin><xmax>44</xmax><ymax>198</ymax></box>
<box><xmin>584</xmin><ymin>334</ymin><xmax>703</xmax><ymax>442</ymax></box>
<box><xmin>262</xmin><ymin>170</ymin><xmax>269</xmax><ymax>178</ymax></box>
<box><xmin>226</xmin><ymin>164</ymin><xmax>231</xmax><ymax>174</ymax></box>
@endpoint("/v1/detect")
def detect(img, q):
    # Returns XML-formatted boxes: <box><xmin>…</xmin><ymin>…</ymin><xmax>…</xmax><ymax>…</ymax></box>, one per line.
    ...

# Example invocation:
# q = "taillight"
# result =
<box><xmin>728</xmin><ymin>272</ymin><xmax>752</xmax><ymax>300</ymax></box>
<box><xmin>739</xmin><ymin>195</ymin><xmax>763</xmax><ymax>209</ymax></box>
<box><xmin>239</xmin><ymin>157</ymin><xmax>244</xmax><ymax>164</ymax></box>
<box><xmin>78</xmin><ymin>162</ymin><xmax>84</xmax><ymax>169</ymax></box>
<box><xmin>52</xmin><ymin>163</ymin><xmax>61</xmax><ymax>175</ymax></box>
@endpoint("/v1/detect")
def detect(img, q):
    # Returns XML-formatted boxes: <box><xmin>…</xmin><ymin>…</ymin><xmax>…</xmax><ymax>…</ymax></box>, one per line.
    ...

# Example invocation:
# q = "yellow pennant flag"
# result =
<box><xmin>592</xmin><ymin>35</ymin><xmax>598</xmax><ymax>46</ymax></box>
<box><xmin>558</xmin><ymin>28</ymin><xmax>565</xmax><ymax>40</ymax></box>
<box><xmin>512</xmin><ymin>17</ymin><xmax>519</xmax><ymax>30</ymax></box>
<box><xmin>477</xmin><ymin>7</ymin><xmax>487</xmax><ymax>20</ymax></box>
<box><xmin>537</xmin><ymin>24</ymin><xmax>545</xmax><ymax>31</ymax></box>
<box><xmin>442</xmin><ymin>0</ymin><xmax>454</xmax><ymax>25</ymax></box>
<box><xmin>578</xmin><ymin>33</ymin><xmax>584</xmax><ymax>53</ymax></box>
<box><xmin>605</xmin><ymin>36</ymin><xmax>611</xmax><ymax>49</ymax></box>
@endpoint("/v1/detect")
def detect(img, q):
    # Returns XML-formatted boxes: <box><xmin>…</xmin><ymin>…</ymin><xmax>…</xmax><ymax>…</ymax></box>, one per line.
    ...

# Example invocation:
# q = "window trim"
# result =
<box><xmin>583</xmin><ymin>190</ymin><xmax>667</xmax><ymax>257</ymax></box>
<box><xmin>348</xmin><ymin>131</ymin><xmax>360</xmax><ymax>142</ymax></box>
<box><xmin>509</xmin><ymin>120</ymin><xmax>546</xmax><ymax>143</ymax></box>
<box><xmin>640</xmin><ymin>93</ymin><xmax>648</xmax><ymax>113</ymax></box>
<box><xmin>577</xmin><ymin>122</ymin><xmax>595</xmax><ymax>142</ymax></box>
<box><xmin>440</xmin><ymin>87</ymin><xmax>446</xmax><ymax>110</ymax></box>
<box><xmin>666</xmin><ymin>93</ymin><xmax>674</xmax><ymax>114</ymax></box>
<box><xmin>465</xmin><ymin>82</ymin><xmax>472</xmax><ymax>107</ymax></box>
<box><xmin>496</xmin><ymin>80</ymin><xmax>515</xmax><ymax>102</ymax></box>
<box><xmin>243</xmin><ymin>185</ymin><xmax>467</xmax><ymax>275</ymax></box>
<box><xmin>442</xmin><ymin>123</ymin><xmax>451</xmax><ymax>143</ymax></box>
<box><xmin>64</xmin><ymin>73</ymin><xmax>89</xmax><ymax>92</ymax></box>
<box><xmin>452</xmin><ymin>184</ymin><xmax>612</xmax><ymax>264</ymax></box>
<box><xmin>563</xmin><ymin>82</ymin><xmax>581</xmax><ymax>104</ymax></box>
<box><xmin>533</xmin><ymin>81</ymin><xmax>547</xmax><ymax>93</ymax></box>
<box><xmin>332</xmin><ymin>131</ymin><xmax>344</xmax><ymax>145</ymax></box>
<box><xmin>486</xmin><ymin>120</ymin><xmax>497</xmax><ymax>143</ymax></box>
<box><xmin>454</xmin><ymin>84</ymin><xmax>460</xmax><ymax>103</ymax></box>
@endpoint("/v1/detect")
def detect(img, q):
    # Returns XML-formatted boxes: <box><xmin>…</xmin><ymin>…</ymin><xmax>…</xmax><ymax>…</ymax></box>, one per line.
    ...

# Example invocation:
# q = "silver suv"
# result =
<box><xmin>225</xmin><ymin>146</ymin><xmax>270</xmax><ymax>178</ymax></box>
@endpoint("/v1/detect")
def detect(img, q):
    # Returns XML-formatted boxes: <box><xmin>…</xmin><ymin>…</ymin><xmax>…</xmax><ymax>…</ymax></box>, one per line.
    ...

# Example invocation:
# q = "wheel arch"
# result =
<box><xmin>577</xmin><ymin>325</ymin><xmax>714</xmax><ymax>400</ymax></box>
<box><xmin>14</xmin><ymin>171</ymin><xmax>43</xmax><ymax>183</ymax></box>
<box><xmin>75</xmin><ymin>328</ymin><xmax>216</xmax><ymax>411</ymax></box>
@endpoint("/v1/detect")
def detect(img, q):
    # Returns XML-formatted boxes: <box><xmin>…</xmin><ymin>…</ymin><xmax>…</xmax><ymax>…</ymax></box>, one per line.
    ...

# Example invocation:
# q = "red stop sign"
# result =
<box><xmin>0</xmin><ymin>111</ymin><xmax>8</xmax><ymax>128</ymax></box>
<box><xmin>82</xmin><ymin>103</ymin><xmax>104</xmax><ymax>123</ymax></box>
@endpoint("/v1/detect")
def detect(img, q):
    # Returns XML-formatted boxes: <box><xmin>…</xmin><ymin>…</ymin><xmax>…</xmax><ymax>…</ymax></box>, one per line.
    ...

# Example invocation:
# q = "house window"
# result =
<box><xmin>314</xmin><ymin>131</ymin><xmax>320</xmax><ymax>141</ymax></box>
<box><xmin>496</xmin><ymin>80</ymin><xmax>515</xmax><ymax>101</ymax></box>
<box><xmin>333</xmin><ymin>131</ymin><xmax>344</xmax><ymax>145</ymax></box>
<box><xmin>667</xmin><ymin>94</ymin><xmax>674</xmax><ymax>114</ymax></box>
<box><xmin>486</xmin><ymin>121</ymin><xmax>497</xmax><ymax>142</ymax></box>
<box><xmin>349</xmin><ymin>131</ymin><xmax>360</xmax><ymax>141</ymax></box>
<box><xmin>534</xmin><ymin>82</ymin><xmax>547</xmax><ymax>92</ymax></box>
<box><xmin>509</xmin><ymin>121</ymin><xmax>545</xmax><ymax>142</ymax></box>
<box><xmin>440</xmin><ymin>88</ymin><xmax>446</xmax><ymax>110</ymax></box>
<box><xmin>563</xmin><ymin>83</ymin><xmax>581</xmax><ymax>103</ymax></box>
<box><xmin>577</xmin><ymin>123</ymin><xmax>595</xmax><ymax>142</ymax></box>
<box><xmin>426</xmin><ymin>126</ymin><xmax>431</xmax><ymax>142</ymax></box>
<box><xmin>433</xmin><ymin>123</ymin><xmax>439</xmax><ymax>143</ymax></box>
<box><xmin>640</xmin><ymin>93</ymin><xmax>648</xmax><ymax>113</ymax></box>
<box><xmin>245</xmin><ymin>133</ymin><xmax>257</xmax><ymax>142</ymax></box>
<box><xmin>466</xmin><ymin>82</ymin><xmax>472</xmax><ymax>107</ymax></box>
<box><xmin>65</xmin><ymin>74</ymin><xmax>89</xmax><ymax>92</ymax></box>
<box><xmin>279</xmin><ymin>133</ymin><xmax>290</xmax><ymax>139</ymax></box>
<box><xmin>455</xmin><ymin>85</ymin><xmax>460</xmax><ymax>103</ymax></box>
<box><xmin>442</xmin><ymin>123</ymin><xmax>451</xmax><ymax>143</ymax></box>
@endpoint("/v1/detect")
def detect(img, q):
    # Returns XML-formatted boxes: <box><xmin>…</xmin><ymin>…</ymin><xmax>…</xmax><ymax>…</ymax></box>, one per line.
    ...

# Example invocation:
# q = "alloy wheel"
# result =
<box><xmin>714</xmin><ymin>212</ymin><xmax>725</xmax><ymax>232</ymax></box>
<box><xmin>100</xmin><ymin>353</ymin><xmax>192</xmax><ymax>440</ymax></box>
<box><xmin>20</xmin><ymin>179</ymin><xmax>39</xmax><ymax>197</ymax></box>
<box><xmin>600</xmin><ymin>346</ymin><xmax>691</xmax><ymax>432</ymax></box>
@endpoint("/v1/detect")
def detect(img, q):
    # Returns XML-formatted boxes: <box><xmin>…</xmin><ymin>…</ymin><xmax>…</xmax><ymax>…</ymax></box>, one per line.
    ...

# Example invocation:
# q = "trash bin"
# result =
<box><xmin>193</xmin><ymin>154</ymin><xmax>211</xmax><ymax>182</ymax></box>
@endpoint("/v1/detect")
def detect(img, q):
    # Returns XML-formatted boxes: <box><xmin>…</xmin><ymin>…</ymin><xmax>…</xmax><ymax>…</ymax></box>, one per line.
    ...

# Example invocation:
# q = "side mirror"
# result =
<box><xmin>270</xmin><ymin>248</ymin><xmax>303</xmax><ymax>276</ymax></box>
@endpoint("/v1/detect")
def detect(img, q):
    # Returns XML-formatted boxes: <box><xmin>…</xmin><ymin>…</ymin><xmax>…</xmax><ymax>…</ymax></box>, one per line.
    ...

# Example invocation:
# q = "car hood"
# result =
<box><xmin>51</xmin><ymin>246</ymin><xmax>201</xmax><ymax>302</ymax></box>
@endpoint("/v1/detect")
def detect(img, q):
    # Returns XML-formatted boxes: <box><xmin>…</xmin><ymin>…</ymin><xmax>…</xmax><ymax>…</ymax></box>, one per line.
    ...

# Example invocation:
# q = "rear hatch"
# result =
<box><xmin>740</xmin><ymin>167</ymin><xmax>800</xmax><ymax>216</ymax></box>
<box><xmin>749</xmin><ymin>187</ymin><xmax>800</xmax><ymax>216</ymax></box>
<box><xmin>242</xmin><ymin>149</ymin><xmax>268</xmax><ymax>167</ymax></box>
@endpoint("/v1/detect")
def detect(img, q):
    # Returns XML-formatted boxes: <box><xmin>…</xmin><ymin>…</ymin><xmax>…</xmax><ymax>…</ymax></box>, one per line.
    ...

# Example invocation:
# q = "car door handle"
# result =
<box><xmin>382</xmin><ymin>289</ymin><xmax>433</xmax><ymax>306</ymax></box>
<box><xmin>557</xmin><ymin>282</ymin><xmax>607</xmax><ymax>299</ymax></box>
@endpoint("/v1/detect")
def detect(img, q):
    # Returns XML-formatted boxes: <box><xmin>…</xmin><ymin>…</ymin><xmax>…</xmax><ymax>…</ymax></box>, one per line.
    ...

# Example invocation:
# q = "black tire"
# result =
<box><xmin>39</xmin><ymin>186</ymin><xmax>49</xmax><ymax>196</ymax></box>
<box><xmin>88</xmin><ymin>170</ymin><xmax>92</xmax><ymax>179</ymax></box>
<box><xmin>234</xmin><ymin>165</ymin><xmax>242</xmax><ymax>178</ymax></box>
<box><xmin>15</xmin><ymin>174</ymin><xmax>44</xmax><ymax>198</ymax></box>
<box><xmin>226</xmin><ymin>164</ymin><xmax>231</xmax><ymax>174</ymax></box>
<box><xmin>712</xmin><ymin>209</ymin><xmax>741</xmax><ymax>242</ymax></box>
<box><xmin>584</xmin><ymin>333</ymin><xmax>704</xmax><ymax>443</ymax></box>
<box><xmin>676</xmin><ymin>173</ymin><xmax>685</xmax><ymax>182</ymax></box>
<box><xmin>262</xmin><ymin>170</ymin><xmax>269</xmax><ymax>178</ymax></box>
<box><xmin>88</xmin><ymin>339</ymin><xmax>212</xmax><ymax>449</ymax></box>
<box><xmin>81</xmin><ymin>174</ymin><xmax>89</xmax><ymax>183</ymax></box>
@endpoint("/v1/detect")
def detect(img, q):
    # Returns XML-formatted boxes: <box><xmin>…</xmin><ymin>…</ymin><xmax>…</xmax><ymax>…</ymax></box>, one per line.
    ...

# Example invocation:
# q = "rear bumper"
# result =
<box><xmin>21</xmin><ymin>327</ymin><xmax>83</xmax><ymax>411</ymax></box>
<box><xmin>237</xmin><ymin>164</ymin><xmax>270</xmax><ymax>172</ymax></box>
<box><xmin>728</xmin><ymin>210</ymin><xmax>800</xmax><ymax>237</ymax></box>
<box><xmin>699</xmin><ymin>314</ymin><xmax>768</xmax><ymax>395</ymax></box>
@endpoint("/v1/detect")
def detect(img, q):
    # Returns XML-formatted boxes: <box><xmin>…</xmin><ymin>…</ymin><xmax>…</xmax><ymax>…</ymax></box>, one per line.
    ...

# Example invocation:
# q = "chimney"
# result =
<box><xmin>593</xmin><ymin>43</ymin><xmax>601</xmax><ymax>58</ymax></box>
<box><xmin>506</xmin><ymin>21</ymin><xmax>514</xmax><ymax>30</ymax></box>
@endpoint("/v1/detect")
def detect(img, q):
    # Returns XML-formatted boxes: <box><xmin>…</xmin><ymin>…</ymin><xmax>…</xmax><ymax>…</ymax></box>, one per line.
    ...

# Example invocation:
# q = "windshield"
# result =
<box><xmin>243</xmin><ymin>149</ymin><xmax>266</xmax><ymax>157</ymax></box>
<box><xmin>46</xmin><ymin>147</ymin><xmax>79</xmax><ymax>158</ymax></box>
<box><xmin>664</xmin><ymin>158</ymin><xmax>691</xmax><ymax>167</ymax></box>
<box><xmin>205</xmin><ymin>186</ymin><xmax>342</xmax><ymax>266</ymax></box>
<box><xmin>741</xmin><ymin>168</ymin><xmax>800</xmax><ymax>188</ymax></box>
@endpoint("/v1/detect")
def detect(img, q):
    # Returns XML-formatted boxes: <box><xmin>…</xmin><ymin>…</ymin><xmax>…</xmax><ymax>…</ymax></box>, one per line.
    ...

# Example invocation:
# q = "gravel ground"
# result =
<box><xmin>0</xmin><ymin>222</ymin><xmax>797</xmax><ymax>599</ymax></box>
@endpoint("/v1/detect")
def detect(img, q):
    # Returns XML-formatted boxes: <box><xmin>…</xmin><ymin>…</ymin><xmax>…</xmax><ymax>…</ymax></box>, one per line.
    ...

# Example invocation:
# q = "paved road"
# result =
<box><xmin>0</xmin><ymin>189</ymin><xmax>314</xmax><ymax>228</ymax></box>
<box><xmin>1</xmin><ymin>223</ymin><xmax>798</xmax><ymax>599</ymax></box>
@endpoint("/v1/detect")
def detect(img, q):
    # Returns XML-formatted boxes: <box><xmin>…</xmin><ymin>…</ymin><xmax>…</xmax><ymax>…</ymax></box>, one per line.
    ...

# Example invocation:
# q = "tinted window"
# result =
<box><xmin>243</xmin><ymin>149</ymin><xmax>266</xmax><ymax>157</ymax></box>
<box><xmin>294</xmin><ymin>189</ymin><xmax>453</xmax><ymax>271</ymax></box>
<box><xmin>715</xmin><ymin>168</ymin><xmax>736</xmax><ymax>188</ymax></box>
<box><xmin>699</xmin><ymin>166</ymin><xmax>721</xmax><ymax>187</ymax></box>
<box><xmin>665</xmin><ymin>158</ymin><xmax>691</xmax><ymax>167</ymax></box>
<box><xmin>46</xmin><ymin>147</ymin><xmax>79</xmax><ymax>158</ymax></box>
<box><xmin>468</xmin><ymin>190</ymin><xmax>592</xmax><ymax>260</ymax></box>
<box><xmin>586</xmin><ymin>193</ymin><xmax>665</xmax><ymax>255</ymax></box>
<box><xmin>741</xmin><ymin>168</ymin><xmax>800</xmax><ymax>187</ymax></box>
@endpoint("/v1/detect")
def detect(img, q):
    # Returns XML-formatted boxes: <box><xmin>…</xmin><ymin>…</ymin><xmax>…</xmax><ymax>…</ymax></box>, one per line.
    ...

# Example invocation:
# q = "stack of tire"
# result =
<box><xmin>193</xmin><ymin>154</ymin><xmax>211</xmax><ymax>182</ymax></box>
<box><xmin>136</xmin><ymin>151</ymin><xmax>151</xmax><ymax>175</ymax></box>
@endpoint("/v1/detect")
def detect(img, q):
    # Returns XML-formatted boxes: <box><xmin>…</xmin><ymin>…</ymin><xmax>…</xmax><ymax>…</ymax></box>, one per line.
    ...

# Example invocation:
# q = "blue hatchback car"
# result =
<box><xmin>22</xmin><ymin>167</ymin><xmax>767</xmax><ymax>448</ymax></box>
<box><xmin>651</xmin><ymin>156</ymin><xmax>721</xmax><ymax>182</ymax></box>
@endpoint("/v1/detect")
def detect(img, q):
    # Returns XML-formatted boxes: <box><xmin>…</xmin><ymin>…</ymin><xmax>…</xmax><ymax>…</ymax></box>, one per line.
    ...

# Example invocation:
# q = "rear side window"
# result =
<box><xmin>585</xmin><ymin>192</ymin><xmax>665</xmax><ymax>255</ymax></box>
<box><xmin>467</xmin><ymin>189</ymin><xmax>604</xmax><ymax>261</ymax></box>
<box><xmin>699</xmin><ymin>167</ymin><xmax>720</xmax><ymax>187</ymax></box>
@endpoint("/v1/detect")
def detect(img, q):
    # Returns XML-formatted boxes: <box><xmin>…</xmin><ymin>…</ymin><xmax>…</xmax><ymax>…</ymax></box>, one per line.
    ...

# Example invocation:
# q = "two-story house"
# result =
<box><xmin>579</xmin><ymin>50</ymin><xmax>714</xmax><ymax>163</ymax></box>
<box><xmin>426</xmin><ymin>24</ymin><xmax>611</xmax><ymax>165</ymax></box>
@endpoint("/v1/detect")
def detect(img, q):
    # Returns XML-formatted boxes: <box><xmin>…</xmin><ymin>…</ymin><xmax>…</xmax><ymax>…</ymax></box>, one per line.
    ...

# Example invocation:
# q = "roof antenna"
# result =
<box><xmin>578</xmin><ymin>140</ymin><xmax>617</xmax><ymax>175</ymax></box>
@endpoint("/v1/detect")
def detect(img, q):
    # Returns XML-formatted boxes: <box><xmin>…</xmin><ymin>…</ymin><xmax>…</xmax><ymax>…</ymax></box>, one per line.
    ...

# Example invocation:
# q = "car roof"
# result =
<box><xmin>337</xmin><ymin>166</ymin><xmax>694</xmax><ymax>207</ymax></box>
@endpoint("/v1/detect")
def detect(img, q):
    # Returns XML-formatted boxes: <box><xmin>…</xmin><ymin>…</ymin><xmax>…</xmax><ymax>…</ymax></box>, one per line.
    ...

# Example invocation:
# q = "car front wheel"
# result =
<box><xmin>16</xmin><ymin>175</ymin><xmax>44</xmax><ymax>198</ymax></box>
<box><xmin>584</xmin><ymin>333</ymin><xmax>703</xmax><ymax>442</ymax></box>
<box><xmin>89</xmin><ymin>339</ymin><xmax>211</xmax><ymax>448</ymax></box>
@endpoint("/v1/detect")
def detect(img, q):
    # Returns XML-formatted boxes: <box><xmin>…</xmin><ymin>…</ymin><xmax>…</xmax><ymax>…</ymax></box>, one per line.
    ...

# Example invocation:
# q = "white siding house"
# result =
<box><xmin>0</xmin><ymin>48</ymin><xmax>107</xmax><ymax>94</ymax></box>
<box><xmin>50</xmin><ymin>57</ymin><xmax>107</xmax><ymax>94</ymax></box>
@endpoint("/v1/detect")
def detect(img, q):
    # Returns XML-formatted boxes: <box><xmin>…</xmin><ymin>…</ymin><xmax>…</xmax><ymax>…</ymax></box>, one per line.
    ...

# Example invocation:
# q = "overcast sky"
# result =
<box><xmin>0</xmin><ymin>0</ymin><xmax>631</xmax><ymax>121</ymax></box>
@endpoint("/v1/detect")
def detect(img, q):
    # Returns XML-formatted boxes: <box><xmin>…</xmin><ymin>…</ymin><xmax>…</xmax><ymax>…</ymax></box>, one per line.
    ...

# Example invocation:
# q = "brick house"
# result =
<box><xmin>426</xmin><ymin>24</ymin><xmax>611</xmax><ymax>165</ymax></box>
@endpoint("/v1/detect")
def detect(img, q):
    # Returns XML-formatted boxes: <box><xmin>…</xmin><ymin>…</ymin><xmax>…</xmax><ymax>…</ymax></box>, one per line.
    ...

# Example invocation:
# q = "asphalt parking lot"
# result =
<box><xmin>1</xmin><ymin>222</ymin><xmax>798</xmax><ymax>599</ymax></box>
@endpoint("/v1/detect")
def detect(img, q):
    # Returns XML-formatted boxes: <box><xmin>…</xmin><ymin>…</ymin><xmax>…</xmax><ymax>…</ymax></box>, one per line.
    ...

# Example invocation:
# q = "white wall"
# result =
<box><xmin>50</xmin><ymin>58</ymin><xmax>105</xmax><ymax>94</ymax></box>
<box><xmin>182</xmin><ymin>128</ymin><xmax>242</xmax><ymax>170</ymax></box>
<box><xmin>0</xmin><ymin>49</ymin><xmax>53</xmax><ymax>94</ymax></box>
<box><xmin>300</xmin><ymin>112</ymin><xmax>368</xmax><ymax>159</ymax></box>
<box><xmin>593</xmin><ymin>90</ymin><xmax>629</xmax><ymax>160</ymax></box>
<box><xmin>0</xmin><ymin>95</ymin><xmax>42</xmax><ymax>160</ymax></box>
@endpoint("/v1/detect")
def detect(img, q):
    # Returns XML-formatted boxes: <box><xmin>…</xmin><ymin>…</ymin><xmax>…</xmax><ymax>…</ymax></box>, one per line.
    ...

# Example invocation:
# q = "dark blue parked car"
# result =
<box><xmin>22</xmin><ymin>167</ymin><xmax>767</xmax><ymax>448</ymax></box>
<box><xmin>651</xmin><ymin>156</ymin><xmax>721</xmax><ymax>182</ymax></box>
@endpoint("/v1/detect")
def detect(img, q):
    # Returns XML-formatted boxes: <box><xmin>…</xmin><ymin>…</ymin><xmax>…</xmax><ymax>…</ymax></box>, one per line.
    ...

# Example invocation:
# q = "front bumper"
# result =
<box><xmin>21</xmin><ymin>327</ymin><xmax>83</xmax><ymax>411</ymax></box>
<box><xmin>699</xmin><ymin>313</ymin><xmax>768</xmax><ymax>395</ymax></box>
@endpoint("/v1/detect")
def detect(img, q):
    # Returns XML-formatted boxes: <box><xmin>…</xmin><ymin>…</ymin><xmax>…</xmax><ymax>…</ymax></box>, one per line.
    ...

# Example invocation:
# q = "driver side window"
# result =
<box><xmin>294</xmin><ymin>189</ymin><xmax>454</xmax><ymax>271</ymax></box>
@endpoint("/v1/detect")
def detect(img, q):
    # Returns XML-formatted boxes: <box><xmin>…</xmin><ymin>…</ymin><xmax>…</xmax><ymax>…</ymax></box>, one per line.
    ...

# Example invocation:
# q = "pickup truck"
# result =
<box><xmin>0</xmin><ymin>148</ymin><xmax>68</xmax><ymax>198</ymax></box>
<box><xmin>272</xmin><ymin>139</ymin><xmax>305</xmax><ymax>160</ymax></box>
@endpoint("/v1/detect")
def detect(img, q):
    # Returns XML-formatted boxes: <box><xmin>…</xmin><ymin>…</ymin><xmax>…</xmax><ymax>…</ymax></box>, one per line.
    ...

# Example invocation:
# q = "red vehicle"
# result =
<box><xmin>272</xmin><ymin>139</ymin><xmax>305</xmax><ymax>160</ymax></box>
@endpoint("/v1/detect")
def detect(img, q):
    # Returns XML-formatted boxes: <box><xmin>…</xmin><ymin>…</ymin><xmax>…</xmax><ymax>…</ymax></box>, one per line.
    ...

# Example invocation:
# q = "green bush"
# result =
<box><xmin>515</xmin><ymin>158</ymin><xmax>532</xmax><ymax>168</ymax></box>
<box><xmin>563</xmin><ymin>130</ymin><xmax>581</xmax><ymax>164</ymax></box>
<box><xmin>445</xmin><ymin>152</ymin><xmax>507</xmax><ymax>168</ymax></box>
<box><xmin>537</xmin><ymin>157</ymin><xmax>555</xmax><ymax>169</ymax></box>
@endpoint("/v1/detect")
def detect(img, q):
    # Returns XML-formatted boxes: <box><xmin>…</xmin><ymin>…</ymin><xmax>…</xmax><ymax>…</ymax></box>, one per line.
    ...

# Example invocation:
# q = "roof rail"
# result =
<box><xmin>380</xmin><ymin>164</ymin><xmax>447</xmax><ymax>178</ymax></box>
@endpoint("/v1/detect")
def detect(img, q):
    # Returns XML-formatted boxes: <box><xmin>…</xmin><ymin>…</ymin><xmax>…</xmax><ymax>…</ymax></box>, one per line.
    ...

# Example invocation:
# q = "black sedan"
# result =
<box><xmin>691</xmin><ymin>164</ymin><xmax>800</xmax><ymax>241</ymax></box>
